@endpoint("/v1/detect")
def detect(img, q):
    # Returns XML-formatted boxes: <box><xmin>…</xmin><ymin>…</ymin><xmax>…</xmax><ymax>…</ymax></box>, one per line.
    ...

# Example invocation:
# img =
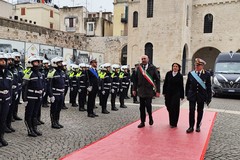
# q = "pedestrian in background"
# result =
<box><xmin>162</xmin><ymin>63</ymin><xmax>184</xmax><ymax>128</ymax></box>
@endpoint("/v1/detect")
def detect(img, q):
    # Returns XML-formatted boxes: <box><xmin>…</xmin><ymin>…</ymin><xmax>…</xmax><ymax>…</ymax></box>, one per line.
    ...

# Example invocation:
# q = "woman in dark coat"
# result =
<box><xmin>162</xmin><ymin>63</ymin><xmax>184</xmax><ymax>128</ymax></box>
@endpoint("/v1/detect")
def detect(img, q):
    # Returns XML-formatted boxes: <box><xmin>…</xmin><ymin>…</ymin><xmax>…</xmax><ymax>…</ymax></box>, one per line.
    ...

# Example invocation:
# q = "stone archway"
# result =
<box><xmin>121</xmin><ymin>45</ymin><xmax>127</xmax><ymax>65</ymax></box>
<box><xmin>193</xmin><ymin>47</ymin><xmax>221</xmax><ymax>70</ymax></box>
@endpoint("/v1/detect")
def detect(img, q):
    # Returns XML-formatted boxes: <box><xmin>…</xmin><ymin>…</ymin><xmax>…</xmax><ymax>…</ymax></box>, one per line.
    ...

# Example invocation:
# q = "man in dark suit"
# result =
<box><xmin>185</xmin><ymin>58</ymin><xmax>212</xmax><ymax>133</ymax></box>
<box><xmin>87</xmin><ymin>59</ymin><xmax>99</xmax><ymax>118</ymax></box>
<box><xmin>133</xmin><ymin>55</ymin><xmax>160</xmax><ymax>128</ymax></box>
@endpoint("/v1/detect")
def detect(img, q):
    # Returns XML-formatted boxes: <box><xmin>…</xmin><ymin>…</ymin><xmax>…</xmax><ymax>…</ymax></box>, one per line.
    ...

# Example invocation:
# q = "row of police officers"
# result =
<box><xmin>0</xmin><ymin>53</ymin><xmax>132</xmax><ymax>147</ymax></box>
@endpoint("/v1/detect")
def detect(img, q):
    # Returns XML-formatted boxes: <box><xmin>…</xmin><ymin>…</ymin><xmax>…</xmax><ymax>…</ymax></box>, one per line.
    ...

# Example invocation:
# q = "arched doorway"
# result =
<box><xmin>145</xmin><ymin>43</ymin><xmax>153</xmax><ymax>64</ymax></box>
<box><xmin>182</xmin><ymin>44</ymin><xmax>188</xmax><ymax>75</ymax></box>
<box><xmin>121</xmin><ymin>45</ymin><xmax>127</xmax><ymax>65</ymax></box>
<box><xmin>193</xmin><ymin>47</ymin><xmax>221</xmax><ymax>70</ymax></box>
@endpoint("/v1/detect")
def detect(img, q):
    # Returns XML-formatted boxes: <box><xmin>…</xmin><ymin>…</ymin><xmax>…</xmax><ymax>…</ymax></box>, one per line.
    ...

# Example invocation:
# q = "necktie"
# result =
<box><xmin>197</xmin><ymin>71</ymin><xmax>200</xmax><ymax>76</ymax></box>
<box><xmin>143</xmin><ymin>65</ymin><xmax>145</xmax><ymax>70</ymax></box>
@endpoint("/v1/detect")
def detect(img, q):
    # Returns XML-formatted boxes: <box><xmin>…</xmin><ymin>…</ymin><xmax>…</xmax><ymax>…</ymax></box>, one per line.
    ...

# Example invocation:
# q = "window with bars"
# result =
<box><xmin>69</xmin><ymin>18</ymin><xmax>74</xmax><ymax>27</ymax></box>
<box><xmin>147</xmin><ymin>0</ymin><xmax>154</xmax><ymax>18</ymax></box>
<box><xmin>133</xmin><ymin>11</ymin><xmax>138</xmax><ymax>27</ymax></box>
<box><xmin>204</xmin><ymin>14</ymin><xmax>213</xmax><ymax>33</ymax></box>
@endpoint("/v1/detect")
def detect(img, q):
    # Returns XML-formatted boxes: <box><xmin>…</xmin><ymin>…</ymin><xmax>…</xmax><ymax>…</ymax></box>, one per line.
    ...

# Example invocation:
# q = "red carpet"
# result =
<box><xmin>61</xmin><ymin>108</ymin><xmax>217</xmax><ymax>160</ymax></box>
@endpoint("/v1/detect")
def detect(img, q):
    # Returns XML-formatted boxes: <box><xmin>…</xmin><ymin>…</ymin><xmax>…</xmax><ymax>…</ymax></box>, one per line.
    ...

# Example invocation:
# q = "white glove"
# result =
<box><xmin>120</xmin><ymin>89</ymin><xmax>123</xmax><ymax>92</ymax></box>
<box><xmin>102</xmin><ymin>90</ymin><xmax>105</xmax><ymax>95</ymax></box>
<box><xmin>99</xmin><ymin>87</ymin><xmax>101</xmax><ymax>90</ymax></box>
<box><xmin>50</xmin><ymin>96</ymin><xmax>55</xmax><ymax>103</ymax></box>
<box><xmin>87</xmin><ymin>86</ymin><xmax>92</xmax><ymax>92</ymax></box>
<box><xmin>111</xmin><ymin>89</ymin><xmax>115</xmax><ymax>93</ymax></box>
<box><xmin>15</xmin><ymin>94</ymin><xmax>19</xmax><ymax>100</ymax></box>
<box><xmin>70</xmin><ymin>87</ymin><xmax>74</xmax><ymax>91</ymax></box>
<box><xmin>78</xmin><ymin>89</ymin><xmax>81</xmax><ymax>93</ymax></box>
<box><xmin>43</xmin><ymin>92</ymin><xmax>46</xmax><ymax>97</ymax></box>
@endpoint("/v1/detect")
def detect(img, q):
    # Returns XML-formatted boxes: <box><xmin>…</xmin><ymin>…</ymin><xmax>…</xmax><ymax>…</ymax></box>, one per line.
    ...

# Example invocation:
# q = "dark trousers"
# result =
<box><xmin>87</xmin><ymin>90</ymin><xmax>97</xmax><ymax>114</ymax></box>
<box><xmin>139</xmin><ymin>97</ymin><xmax>153</xmax><ymax>123</ymax></box>
<box><xmin>50</xmin><ymin>95</ymin><xmax>63</xmax><ymax>121</ymax></box>
<box><xmin>13</xmin><ymin>90</ymin><xmax>21</xmax><ymax>117</ymax></box>
<box><xmin>119</xmin><ymin>88</ymin><xmax>127</xmax><ymax>106</ymax></box>
<box><xmin>111</xmin><ymin>89</ymin><xmax>117</xmax><ymax>108</ymax></box>
<box><xmin>25</xmin><ymin>98</ymin><xmax>41</xmax><ymax>128</ymax></box>
<box><xmin>70</xmin><ymin>87</ymin><xmax>78</xmax><ymax>104</ymax></box>
<box><xmin>189</xmin><ymin>100</ymin><xmax>204</xmax><ymax>128</ymax></box>
<box><xmin>6</xmin><ymin>95</ymin><xmax>16</xmax><ymax>127</ymax></box>
<box><xmin>165</xmin><ymin>94</ymin><xmax>180</xmax><ymax>127</ymax></box>
<box><xmin>42</xmin><ymin>90</ymin><xmax>49</xmax><ymax>105</ymax></box>
<box><xmin>101</xmin><ymin>90</ymin><xmax>110</xmax><ymax>111</ymax></box>
<box><xmin>78</xmin><ymin>88</ymin><xmax>87</xmax><ymax>109</ymax></box>
<box><xmin>0</xmin><ymin>100</ymin><xmax>10</xmax><ymax>134</ymax></box>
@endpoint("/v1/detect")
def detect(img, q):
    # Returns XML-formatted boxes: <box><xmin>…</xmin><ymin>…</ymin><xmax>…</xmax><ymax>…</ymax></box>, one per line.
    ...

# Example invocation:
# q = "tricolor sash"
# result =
<box><xmin>139</xmin><ymin>65</ymin><xmax>156</xmax><ymax>90</ymax></box>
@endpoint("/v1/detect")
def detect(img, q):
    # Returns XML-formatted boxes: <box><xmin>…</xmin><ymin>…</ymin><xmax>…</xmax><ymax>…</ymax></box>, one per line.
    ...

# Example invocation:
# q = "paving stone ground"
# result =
<box><xmin>0</xmin><ymin>95</ymin><xmax>240</xmax><ymax>160</ymax></box>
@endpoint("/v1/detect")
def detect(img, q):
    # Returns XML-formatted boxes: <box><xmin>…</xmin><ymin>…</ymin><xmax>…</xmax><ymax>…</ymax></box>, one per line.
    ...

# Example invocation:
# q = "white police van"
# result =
<box><xmin>212</xmin><ymin>52</ymin><xmax>240</xmax><ymax>96</ymax></box>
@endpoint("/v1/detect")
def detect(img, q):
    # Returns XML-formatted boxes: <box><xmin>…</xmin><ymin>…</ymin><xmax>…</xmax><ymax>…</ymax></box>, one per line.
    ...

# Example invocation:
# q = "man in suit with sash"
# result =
<box><xmin>133</xmin><ymin>55</ymin><xmax>160</xmax><ymax>128</ymax></box>
<box><xmin>185</xmin><ymin>58</ymin><xmax>212</xmax><ymax>133</ymax></box>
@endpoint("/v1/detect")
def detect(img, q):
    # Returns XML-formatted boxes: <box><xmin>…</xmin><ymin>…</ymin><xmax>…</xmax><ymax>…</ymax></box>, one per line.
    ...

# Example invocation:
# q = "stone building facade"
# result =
<box><xmin>126</xmin><ymin>0</ymin><xmax>240</xmax><ymax>77</ymax></box>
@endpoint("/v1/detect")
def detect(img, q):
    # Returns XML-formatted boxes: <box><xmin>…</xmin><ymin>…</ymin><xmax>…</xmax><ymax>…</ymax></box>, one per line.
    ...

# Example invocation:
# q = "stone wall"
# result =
<box><xmin>0</xmin><ymin>17</ymin><xmax>127</xmax><ymax>63</ymax></box>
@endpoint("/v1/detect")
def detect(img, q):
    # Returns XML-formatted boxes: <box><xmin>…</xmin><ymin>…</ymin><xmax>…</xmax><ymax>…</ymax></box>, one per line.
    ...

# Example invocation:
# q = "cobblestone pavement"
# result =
<box><xmin>0</xmin><ymin>95</ymin><xmax>240</xmax><ymax>160</ymax></box>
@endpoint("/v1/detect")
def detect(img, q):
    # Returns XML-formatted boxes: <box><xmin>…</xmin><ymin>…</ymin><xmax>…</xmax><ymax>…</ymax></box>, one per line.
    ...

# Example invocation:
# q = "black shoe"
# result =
<box><xmin>120</xmin><ymin>105</ymin><xmax>127</xmax><ymax>108</ymax></box>
<box><xmin>111</xmin><ymin>107</ymin><xmax>118</xmax><ymax>111</ymax></box>
<box><xmin>14</xmin><ymin>116</ymin><xmax>22</xmax><ymax>121</ymax></box>
<box><xmin>196</xmin><ymin>127</ymin><xmax>201</xmax><ymax>132</ymax></box>
<box><xmin>186</xmin><ymin>127</ymin><xmax>194</xmax><ymax>133</ymax></box>
<box><xmin>170</xmin><ymin>125</ymin><xmax>177</xmax><ymax>128</ymax></box>
<box><xmin>39</xmin><ymin>120</ymin><xmax>45</xmax><ymax>125</ymax></box>
<box><xmin>33</xmin><ymin>129</ymin><xmax>42</xmax><ymax>136</ymax></box>
<box><xmin>125</xmin><ymin>96</ymin><xmax>130</xmax><ymax>99</ymax></box>
<box><xmin>0</xmin><ymin>138</ymin><xmax>8</xmax><ymax>146</ymax></box>
<box><xmin>138</xmin><ymin>123</ymin><xmax>145</xmax><ymax>128</ymax></box>
<box><xmin>52</xmin><ymin>123</ymin><xmax>61</xmax><ymax>129</ymax></box>
<box><xmin>102</xmin><ymin>110</ymin><xmax>110</xmax><ymax>114</ymax></box>
<box><xmin>62</xmin><ymin>105</ymin><xmax>68</xmax><ymax>109</ymax></box>
<box><xmin>56</xmin><ymin>122</ymin><xmax>64</xmax><ymax>128</ymax></box>
<box><xmin>149</xmin><ymin>119</ymin><xmax>154</xmax><ymax>125</ymax></box>
<box><xmin>28</xmin><ymin>131</ymin><xmax>38</xmax><ymax>137</ymax></box>
<box><xmin>133</xmin><ymin>101</ymin><xmax>140</xmax><ymax>104</ymax></box>
<box><xmin>18</xmin><ymin>102</ymin><xmax>22</xmax><ymax>104</ymax></box>
<box><xmin>5</xmin><ymin>127</ymin><xmax>12</xmax><ymax>133</ymax></box>
<box><xmin>93</xmin><ymin>113</ymin><xmax>99</xmax><ymax>117</ymax></box>
<box><xmin>88</xmin><ymin>114</ymin><xmax>95</xmax><ymax>118</ymax></box>
<box><xmin>8</xmin><ymin>126</ymin><xmax>16</xmax><ymax>132</ymax></box>
<box><xmin>94</xmin><ymin>105</ymin><xmax>98</xmax><ymax>108</ymax></box>
<box><xmin>11</xmin><ymin>117</ymin><xmax>15</xmax><ymax>122</ymax></box>
<box><xmin>72</xmin><ymin>103</ymin><xmax>78</xmax><ymax>107</ymax></box>
<box><xmin>79</xmin><ymin>108</ymin><xmax>87</xmax><ymax>112</ymax></box>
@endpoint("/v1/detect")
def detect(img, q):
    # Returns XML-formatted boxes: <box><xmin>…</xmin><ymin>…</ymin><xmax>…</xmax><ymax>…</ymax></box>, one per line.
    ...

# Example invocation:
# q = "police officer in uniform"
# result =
<box><xmin>48</xmin><ymin>57</ymin><xmax>65</xmax><ymax>129</ymax></box>
<box><xmin>119</xmin><ymin>65</ymin><xmax>129</xmax><ymax>108</ymax></box>
<box><xmin>0</xmin><ymin>52</ymin><xmax>13</xmax><ymax>147</ymax></box>
<box><xmin>62</xmin><ymin>62</ymin><xmax>69</xmax><ymax>109</ymax></box>
<box><xmin>23</xmin><ymin>55</ymin><xmax>43</xmax><ymax>137</ymax></box>
<box><xmin>99</xmin><ymin>63</ymin><xmax>112</xmax><ymax>114</ymax></box>
<box><xmin>77</xmin><ymin>63</ymin><xmax>88</xmax><ymax>111</ymax></box>
<box><xmin>13</xmin><ymin>52</ymin><xmax>24</xmax><ymax>121</ymax></box>
<box><xmin>110</xmin><ymin>64</ymin><xmax>120</xmax><ymax>111</ymax></box>
<box><xmin>185</xmin><ymin>58</ymin><xmax>212</xmax><ymax>133</ymax></box>
<box><xmin>69</xmin><ymin>64</ymin><xmax>79</xmax><ymax>107</ymax></box>
<box><xmin>5</xmin><ymin>53</ymin><xmax>18</xmax><ymax>133</ymax></box>
<box><xmin>87</xmin><ymin>59</ymin><xmax>99</xmax><ymax>118</ymax></box>
<box><xmin>42</xmin><ymin>59</ymin><xmax>50</xmax><ymax>108</ymax></box>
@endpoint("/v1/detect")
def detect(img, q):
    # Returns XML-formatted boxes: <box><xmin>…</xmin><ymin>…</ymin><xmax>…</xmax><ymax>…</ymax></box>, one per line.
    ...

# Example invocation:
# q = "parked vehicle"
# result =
<box><xmin>212</xmin><ymin>52</ymin><xmax>240</xmax><ymax>96</ymax></box>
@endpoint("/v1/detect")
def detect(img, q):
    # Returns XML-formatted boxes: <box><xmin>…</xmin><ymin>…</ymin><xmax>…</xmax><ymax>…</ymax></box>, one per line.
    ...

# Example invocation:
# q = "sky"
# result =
<box><xmin>56</xmin><ymin>0</ymin><xmax>113</xmax><ymax>12</ymax></box>
<box><xmin>5</xmin><ymin>0</ymin><xmax>113</xmax><ymax>12</ymax></box>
